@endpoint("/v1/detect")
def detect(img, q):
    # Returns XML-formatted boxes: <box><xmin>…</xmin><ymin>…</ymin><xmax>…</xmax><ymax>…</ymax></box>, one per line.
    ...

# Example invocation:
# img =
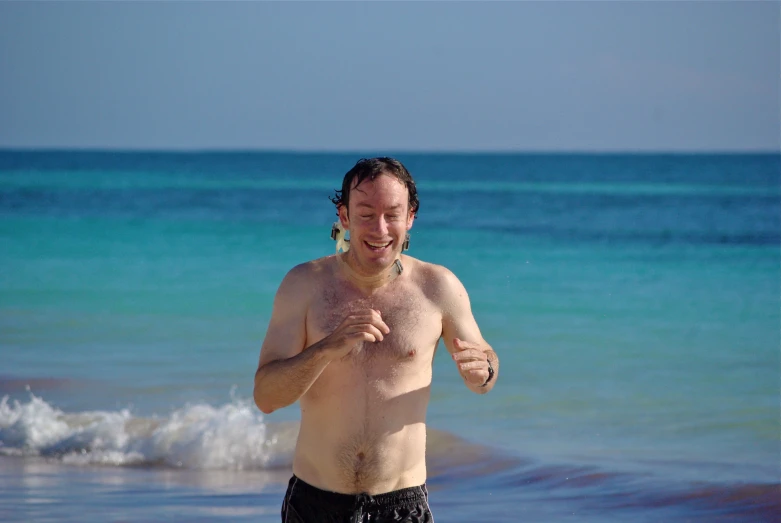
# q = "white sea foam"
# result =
<box><xmin>0</xmin><ymin>393</ymin><xmax>280</xmax><ymax>470</ymax></box>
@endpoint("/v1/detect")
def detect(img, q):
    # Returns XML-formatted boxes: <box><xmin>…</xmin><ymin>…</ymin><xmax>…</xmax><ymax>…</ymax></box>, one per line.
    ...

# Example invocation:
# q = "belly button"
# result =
<box><xmin>357</xmin><ymin>452</ymin><xmax>365</xmax><ymax>461</ymax></box>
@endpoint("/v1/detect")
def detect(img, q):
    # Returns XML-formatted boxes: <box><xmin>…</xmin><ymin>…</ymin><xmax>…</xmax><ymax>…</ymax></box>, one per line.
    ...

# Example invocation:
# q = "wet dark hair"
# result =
<box><xmin>330</xmin><ymin>157</ymin><xmax>419</xmax><ymax>217</ymax></box>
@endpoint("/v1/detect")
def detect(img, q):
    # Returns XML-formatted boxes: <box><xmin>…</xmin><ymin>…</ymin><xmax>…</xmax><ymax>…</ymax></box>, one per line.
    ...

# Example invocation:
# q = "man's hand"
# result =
<box><xmin>451</xmin><ymin>337</ymin><xmax>490</xmax><ymax>386</ymax></box>
<box><xmin>320</xmin><ymin>309</ymin><xmax>390</xmax><ymax>359</ymax></box>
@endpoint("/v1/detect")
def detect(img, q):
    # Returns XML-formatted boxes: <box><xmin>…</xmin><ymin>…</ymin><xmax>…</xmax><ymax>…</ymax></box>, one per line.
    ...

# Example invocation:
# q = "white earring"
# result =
<box><xmin>330</xmin><ymin>222</ymin><xmax>350</xmax><ymax>253</ymax></box>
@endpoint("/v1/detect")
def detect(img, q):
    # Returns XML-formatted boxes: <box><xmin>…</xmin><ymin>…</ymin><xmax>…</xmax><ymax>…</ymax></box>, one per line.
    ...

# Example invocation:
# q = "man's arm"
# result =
<box><xmin>254</xmin><ymin>263</ymin><xmax>391</xmax><ymax>414</ymax></box>
<box><xmin>436</xmin><ymin>267</ymin><xmax>499</xmax><ymax>395</ymax></box>
<box><xmin>253</xmin><ymin>264</ymin><xmax>328</xmax><ymax>414</ymax></box>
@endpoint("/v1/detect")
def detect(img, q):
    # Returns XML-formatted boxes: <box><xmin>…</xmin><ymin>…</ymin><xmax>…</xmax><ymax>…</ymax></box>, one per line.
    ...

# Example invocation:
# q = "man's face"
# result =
<box><xmin>338</xmin><ymin>173</ymin><xmax>415</xmax><ymax>272</ymax></box>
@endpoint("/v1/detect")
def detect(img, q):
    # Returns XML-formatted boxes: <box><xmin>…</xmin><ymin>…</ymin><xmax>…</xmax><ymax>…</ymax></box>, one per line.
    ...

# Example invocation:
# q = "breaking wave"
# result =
<box><xmin>0</xmin><ymin>392</ymin><xmax>295</xmax><ymax>469</ymax></box>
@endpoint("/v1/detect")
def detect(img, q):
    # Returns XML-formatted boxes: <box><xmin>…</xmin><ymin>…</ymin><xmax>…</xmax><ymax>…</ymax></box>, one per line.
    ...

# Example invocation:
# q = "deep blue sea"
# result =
<box><xmin>0</xmin><ymin>151</ymin><xmax>779</xmax><ymax>522</ymax></box>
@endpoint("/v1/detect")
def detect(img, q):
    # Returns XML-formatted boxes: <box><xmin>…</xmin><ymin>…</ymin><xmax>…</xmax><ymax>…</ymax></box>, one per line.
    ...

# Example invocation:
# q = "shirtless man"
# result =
<box><xmin>253</xmin><ymin>157</ymin><xmax>499</xmax><ymax>523</ymax></box>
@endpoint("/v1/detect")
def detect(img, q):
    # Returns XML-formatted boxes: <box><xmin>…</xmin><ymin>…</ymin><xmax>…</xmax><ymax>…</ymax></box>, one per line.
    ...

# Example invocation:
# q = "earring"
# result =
<box><xmin>402</xmin><ymin>233</ymin><xmax>410</xmax><ymax>251</ymax></box>
<box><xmin>331</xmin><ymin>222</ymin><xmax>350</xmax><ymax>253</ymax></box>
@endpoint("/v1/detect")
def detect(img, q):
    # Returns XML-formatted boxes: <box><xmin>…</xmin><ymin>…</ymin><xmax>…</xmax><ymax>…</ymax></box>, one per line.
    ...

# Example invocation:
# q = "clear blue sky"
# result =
<box><xmin>1</xmin><ymin>1</ymin><xmax>778</xmax><ymax>152</ymax></box>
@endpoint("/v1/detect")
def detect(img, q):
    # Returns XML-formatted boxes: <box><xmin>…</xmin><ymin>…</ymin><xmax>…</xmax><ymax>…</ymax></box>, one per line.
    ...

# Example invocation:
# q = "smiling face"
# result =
<box><xmin>338</xmin><ymin>173</ymin><xmax>415</xmax><ymax>275</ymax></box>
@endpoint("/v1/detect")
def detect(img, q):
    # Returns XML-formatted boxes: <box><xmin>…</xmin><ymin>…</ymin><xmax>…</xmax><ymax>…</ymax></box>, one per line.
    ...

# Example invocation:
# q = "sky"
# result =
<box><xmin>0</xmin><ymin>1</ymin><xmax>778</xmax><ymax>152</ymax></box>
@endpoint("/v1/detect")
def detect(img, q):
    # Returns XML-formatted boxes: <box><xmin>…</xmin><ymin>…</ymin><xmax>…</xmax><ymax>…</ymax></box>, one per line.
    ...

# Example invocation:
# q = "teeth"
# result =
<box><xmin>367</xmin><ymin>241</ymin><xmax>390</xmax><ymax>248</ymax></box>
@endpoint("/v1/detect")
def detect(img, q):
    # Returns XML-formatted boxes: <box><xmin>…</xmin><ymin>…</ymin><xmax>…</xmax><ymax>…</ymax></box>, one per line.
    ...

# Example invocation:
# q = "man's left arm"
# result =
<box><xmin>437</xmin><ymin>267</ymin><xmax>499</xmax><ymax>394</ymax></box>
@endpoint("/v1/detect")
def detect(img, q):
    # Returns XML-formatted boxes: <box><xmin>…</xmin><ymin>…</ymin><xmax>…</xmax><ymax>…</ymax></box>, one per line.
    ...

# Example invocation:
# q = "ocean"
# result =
<box><xmin>0</xmin><ymin>151</ymin><xmax>778</xmax><ymax>522</ymax></box>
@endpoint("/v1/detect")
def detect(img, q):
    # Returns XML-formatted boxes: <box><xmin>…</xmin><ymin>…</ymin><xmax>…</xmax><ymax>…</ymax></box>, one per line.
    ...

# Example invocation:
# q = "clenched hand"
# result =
<box><xmin>321</xmin><ymin>309</ymin><xmax>390</xmax><ymax>359</ymax></box>
<box><xmin>451</xmin><ymin>338</ymin><xmax>490</xmax><ymax>386</ymax></box>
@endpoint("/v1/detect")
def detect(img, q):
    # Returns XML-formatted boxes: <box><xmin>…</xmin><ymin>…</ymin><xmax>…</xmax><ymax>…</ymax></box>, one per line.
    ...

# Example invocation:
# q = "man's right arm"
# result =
<box><xmin>253</xmin><ymin>264</ymin><xmax>390</xmax><ymax>414</ymax></box>
<box><xmin>253</xmin><ymin>264</ymin><xmax>328</xmax><ymax>415</ymax></box>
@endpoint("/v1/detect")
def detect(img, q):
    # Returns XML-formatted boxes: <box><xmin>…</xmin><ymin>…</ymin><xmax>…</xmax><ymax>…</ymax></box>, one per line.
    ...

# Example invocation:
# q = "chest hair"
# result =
<box><xmin>314</xmin><ymin>283</ymin><xmax>436</xmax><ymax>364</ymax></box>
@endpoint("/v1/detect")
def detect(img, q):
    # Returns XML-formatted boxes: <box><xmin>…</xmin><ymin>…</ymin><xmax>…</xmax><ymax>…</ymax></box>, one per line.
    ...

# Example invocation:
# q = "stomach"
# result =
<box><xmin>293</xmin><ymin>364</ymin><xmax>432</xmax><ymax>494</ymax></box>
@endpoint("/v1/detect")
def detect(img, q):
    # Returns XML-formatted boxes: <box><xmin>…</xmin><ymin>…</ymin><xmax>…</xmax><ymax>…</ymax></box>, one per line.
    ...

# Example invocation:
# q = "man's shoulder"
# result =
<box><xmin>406</xmin><ymin>256</ymin><xmax>452</xmax><ymax>279</ymax></box>
<box><xmin>405</xmin><ymin>256</ymin><xmax>463</xmax><ymax>298</ymax></box>
<box><xmin>278</xmin><ymin>256</ymin><xmax>336</xmax><ymax>294</ymax></box>
<box><xmin>286</xmin><ymin>255</ymin><xmax>336</xmax><ymax>277</ymax></box>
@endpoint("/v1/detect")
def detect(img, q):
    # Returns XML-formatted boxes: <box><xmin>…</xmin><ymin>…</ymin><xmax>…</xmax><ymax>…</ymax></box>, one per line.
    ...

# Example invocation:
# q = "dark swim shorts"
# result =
<box><xmin>281</xmin><ymin>475</ymin><xmax>434</xmax><ymax>523</ymax></box>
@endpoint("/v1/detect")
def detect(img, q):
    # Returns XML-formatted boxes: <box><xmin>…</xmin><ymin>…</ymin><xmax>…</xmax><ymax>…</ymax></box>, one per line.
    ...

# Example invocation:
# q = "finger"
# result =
<box><xmin>352</xmin><ymin>308</ymin><xmax>382</xmax><ymax>319</ymax></box>
<box><xmin>458</xmin><ymin>361</ymin><xmax>488</xmax><ymax>372</ymax></box>
<box><xmin>345</xmin><ymin>313</ymin><xmax>383</xmax><ymax>330</ymax></box>
<box><xmin>464</xmin><ymin>369</ymin><xmax>489</xmax><ymax>384</ymax></box>
<box><xmin>452</xmin><ymin>348</ymin><xmax>487</xmax><ymax>361</ymax></box>
<box><xmin>350</xmin><ymin>315</ymin><xmax>389</xmax><ymax>334</ymax></box>
<box><xmin>357</xmin><ymin>323</ymin><xmax>385</xmax><ymax>341</ymax></box>
<box><xmin>453</xmin><ymin>338</ymin><xmax>479</xmax><ymax>351</ymax></box>
<box><xmin>348</xmin><ymin>331</ymin><xmax>377</xmax><ymax>343</ymax></box>
<box><xmin>346</xmin><ymin>312</ymin><xmax>378</xmax><ymax>323</ymax></box>
<box><xmin>346</xmin><ymin>311</ymin><xmax>390</xmax><ymax>334</ymax></box>
<box><xmin>373</xmin><ymin>318</ymin><xmax>390</xmax><ymax>335</ymax></box>
<box><xmin>351</xmin><ymin>323</ymin><xmax>385</xmax><ymax>342</ymax></box>
<box><xmin>452</xmin><ymin>348</ymin><xmax>482</xmax><ymax>361</ymax></box>
<box><xmin>371</xmin><ymin>310</ymin><xmax>390</xmax><ymax>334</ymax></box>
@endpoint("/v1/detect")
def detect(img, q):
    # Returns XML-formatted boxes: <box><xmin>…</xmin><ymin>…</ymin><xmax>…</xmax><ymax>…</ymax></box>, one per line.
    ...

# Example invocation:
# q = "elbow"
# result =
<box><xmin>253</xmin><ymin>389</ymin><xmax>276</xmax><ymax>415</ymax></box>
<box><xmin>258</xmin><ymin>404</ymin><xmax>276</xmax><ymax>415</ymax></box>
<box><xmin>253</xmin><ymin>372</ymin><xmax>276</xmax><ymax>415</ymax></box>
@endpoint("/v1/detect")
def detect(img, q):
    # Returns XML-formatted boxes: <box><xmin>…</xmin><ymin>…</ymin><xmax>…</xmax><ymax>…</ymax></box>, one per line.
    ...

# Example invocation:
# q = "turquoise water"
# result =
<box><xmin>1</xmin><ymin>151</ymin><xmax>779</xmax><ymax>521</ymax></box>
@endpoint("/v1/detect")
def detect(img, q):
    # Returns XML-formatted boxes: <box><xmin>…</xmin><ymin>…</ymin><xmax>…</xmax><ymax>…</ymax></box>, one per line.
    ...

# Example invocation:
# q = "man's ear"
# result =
<box><xmin>338</xmin><ymin>205</ymin><xmax>349</xmax><ymax>230</ymax></box>
<box><xmin>406</xmin><ymin>210</ymin><xmax>416</xmax><ymax>231</ymax></box>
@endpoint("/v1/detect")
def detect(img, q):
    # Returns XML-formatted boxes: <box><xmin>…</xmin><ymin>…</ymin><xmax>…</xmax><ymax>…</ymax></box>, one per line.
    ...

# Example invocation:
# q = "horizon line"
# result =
<box><xmin>1</xmin><ymin>146</ymin><xmax>779</xmax><ymax>156</ymax></box>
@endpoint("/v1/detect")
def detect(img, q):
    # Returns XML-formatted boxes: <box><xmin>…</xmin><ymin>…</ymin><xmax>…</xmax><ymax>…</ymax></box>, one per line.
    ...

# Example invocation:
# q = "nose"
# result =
<box><xmin>373</xmin><ymin>215</ymin><xmax>389</xmax><ymax>236</ymax></box>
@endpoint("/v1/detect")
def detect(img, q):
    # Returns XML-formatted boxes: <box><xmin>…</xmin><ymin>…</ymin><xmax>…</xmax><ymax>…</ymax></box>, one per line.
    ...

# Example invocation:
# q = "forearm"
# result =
<box><xmin>463</xmin><ymin>348</ymin><xmax>499</xmax><ymax>395</ymax></box>
<box><xmin>253</xmin><ymin>341</ymin><xmax>331</xmax><ymax>414</ymax></box>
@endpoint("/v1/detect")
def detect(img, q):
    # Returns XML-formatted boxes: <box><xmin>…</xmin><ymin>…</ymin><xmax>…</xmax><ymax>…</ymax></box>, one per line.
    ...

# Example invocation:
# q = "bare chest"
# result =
<box><xmin>308</xmin><ymin>284</ymin><xmax>441</xmax><ymax>364</ymax></box>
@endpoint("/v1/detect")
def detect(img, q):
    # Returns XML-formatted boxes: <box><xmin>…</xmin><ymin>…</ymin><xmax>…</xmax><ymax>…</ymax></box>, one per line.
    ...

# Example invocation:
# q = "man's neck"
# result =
<box><xmin>338</xmin><ymin>252</ymin><xmax>403</xmax><ymax>294</ymax></box>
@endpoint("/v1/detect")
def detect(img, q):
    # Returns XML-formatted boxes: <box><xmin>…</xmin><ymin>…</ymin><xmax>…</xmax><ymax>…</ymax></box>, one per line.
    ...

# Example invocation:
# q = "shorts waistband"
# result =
<box><xmin>287</xmin><ymin>475</ymin><xmax>428</xmax><ymax>511</ymax></box>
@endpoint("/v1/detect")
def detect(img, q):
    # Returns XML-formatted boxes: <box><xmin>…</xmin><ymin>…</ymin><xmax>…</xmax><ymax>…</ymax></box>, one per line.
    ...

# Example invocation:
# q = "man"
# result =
<box><xmin>254</xmin><ymin>157</ymin><xmax>499</xmax><ymax>523</ymax></box>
